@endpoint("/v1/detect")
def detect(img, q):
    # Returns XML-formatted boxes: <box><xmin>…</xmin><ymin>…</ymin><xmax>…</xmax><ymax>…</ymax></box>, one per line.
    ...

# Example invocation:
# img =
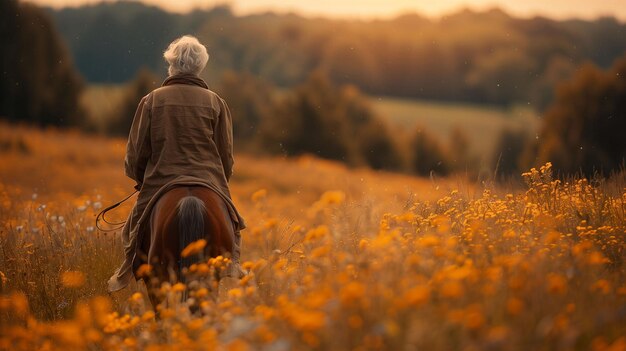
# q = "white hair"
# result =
<box><xmin>163</xmin><ymin>35</ymin><xmax>209</xmax><ymax>76</ymax></box>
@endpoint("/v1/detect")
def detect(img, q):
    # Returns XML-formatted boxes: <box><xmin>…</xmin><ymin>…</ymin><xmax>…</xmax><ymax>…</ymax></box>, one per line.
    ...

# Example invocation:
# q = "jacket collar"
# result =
<box><xmin>162</xmin><ymin>73</ymin><xmax>209</xmax><ymax>89</ymax></box>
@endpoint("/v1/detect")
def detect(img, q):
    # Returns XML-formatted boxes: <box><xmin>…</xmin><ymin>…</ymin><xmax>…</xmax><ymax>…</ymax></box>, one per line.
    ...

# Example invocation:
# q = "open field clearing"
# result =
<box><xmin>80</xmin><ymin>84</ymin><xmax>540</xmax><ymax>158</ymax></box>
<box><xmin>0</xmin><ymin>124</ymin><xmax>624</xmax><ymax>350</ymax></box>
<box><xmin>79</xmin><ymin>84</ymin><xmax>129</xmax><ymax>132</ymax></box>
<box><xmin>372</xmin><ymin>96</ymin><xmax>541</xmax><ymax>156</ymax></box>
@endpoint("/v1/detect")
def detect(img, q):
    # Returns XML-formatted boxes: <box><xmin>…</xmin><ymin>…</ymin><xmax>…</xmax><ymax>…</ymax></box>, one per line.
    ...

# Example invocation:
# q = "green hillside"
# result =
<box><xmin>371</xmin><ymin>97</ymin><xmax>540</xmax><ymax>155</ymax></box>
<box><xmin>80</xmin><ymin>82</ymin><xmax>539</xmax><ymax>159</ymax></box>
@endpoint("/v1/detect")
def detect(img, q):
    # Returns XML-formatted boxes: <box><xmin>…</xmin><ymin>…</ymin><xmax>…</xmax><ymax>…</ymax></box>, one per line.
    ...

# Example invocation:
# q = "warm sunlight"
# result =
<box><xmin>3</xmin><ymin>0</ymin><xmax>626</xmax><ymax>349</ymax></box>
<box><xmin>25</xmin><ymin>0</ymin><xmax>626</xmax><ymax>20</ymax></box>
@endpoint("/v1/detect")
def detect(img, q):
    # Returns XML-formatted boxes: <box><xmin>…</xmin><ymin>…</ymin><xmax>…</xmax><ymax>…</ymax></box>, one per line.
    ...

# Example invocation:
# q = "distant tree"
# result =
<box><xmin>262</xmin><ymin>72</ymin><xmax>353</xmax><ymax>161</ymax></box>
<box><xmin>465</xmin><ymin>48</ymin><xmax>536</xmax><ymax>106</ymax></box>
<box><xmin>215</xmin><ymin>71</ymin><xmax>275</xmax><ymax>146</ymax></box>
<box><xmin>492</xmin><ymin>128</ymin><xmax>530</xmax><ymax>178</ymax></box>
<box><xmin>260</xmin><ymin>72</ymin><xmax>402</xmax><ymax>170</ymax></box>
<box><xmin>0</xmin><ymin>1</ymin><xmax>84</xmax><ymax>126</ymax></box>
<box><xmin>356</xmin><ymin>120</ymin><xmax>403</xmax><ymax>171</ymax></box>
<box><xmin>53</xmin><ymin>1</ymin><xmax>216</xmax><ymax>83</ymax></box>
<box><xmin>410</xmin><ymin>127</ymin><xmax>450</xmax><ymax>176</ymax></box>
<box><xmin>48</xmin><ymin>4</ymin><xmax>626</xmax><ymax>106</ymax></box>
<box><xmin>107</xmin><ymin>68</ymin><xmax>160</xmax><ymax>135</ymax></box>
<box><xmin>320</xmin><ymin>36</ymin><xmax>380</xmax><ymax>89</ymax></box>
<box><xmin>537</xmin><ymin>55</ymin><xmax>626</xmax><ymax>175</ymax></box>
<box><xmin>530</xmin><ymin>56</ymin><xmax>577</xmax><ymax>111</ymax></box>
<box><xmin>448</xmin><ymin>127</ymin><xmax>472</xmax><ymax>173</ymax></box>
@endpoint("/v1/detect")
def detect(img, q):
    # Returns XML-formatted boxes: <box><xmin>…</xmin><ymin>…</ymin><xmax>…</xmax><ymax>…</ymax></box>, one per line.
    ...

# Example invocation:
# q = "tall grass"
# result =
<box><xmin>0</xmin><ymin>126</ymin><xmax>624</xmax><ymax>350</ymax></box>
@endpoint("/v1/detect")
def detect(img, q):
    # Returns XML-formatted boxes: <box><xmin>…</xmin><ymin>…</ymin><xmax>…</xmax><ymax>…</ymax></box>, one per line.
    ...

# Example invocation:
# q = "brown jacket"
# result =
<box><xmin>108</xmin><ymin>74</ymin><xmax>245</xmax><ymax>292</ymax></box>
<box><xmin>127</xmin><ymin>74</ymin><xmax>238</xmax><ymax>201</ymax></box>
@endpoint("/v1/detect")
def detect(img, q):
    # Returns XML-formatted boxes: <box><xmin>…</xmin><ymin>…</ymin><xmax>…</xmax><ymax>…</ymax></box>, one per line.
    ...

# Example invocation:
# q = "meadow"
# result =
<box><xmin>372</xmin><ymin>97</ymin><xmax>540</xmax><ymax>156</ymax></box>
<box><xmin>80</xmin><ymin>84</ymin><xmax>540</xmax><ymax>158</ymax></box>
<box><xmin>0</xmin><ymin>124</ymin><xmax>625</xmax><ymax>350</ymax></box>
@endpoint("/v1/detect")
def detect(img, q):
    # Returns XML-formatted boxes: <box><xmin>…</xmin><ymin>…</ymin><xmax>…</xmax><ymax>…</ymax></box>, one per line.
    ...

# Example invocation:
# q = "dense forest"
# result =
<box><xmin>49</xmin><ymin>2</ymin><xmax>626</xmax><ymax>108</ymax></box>
<box><xmin>0</xmin><ymin>0</ymin><xmax>83</xmax><ymax>126</ymax></box>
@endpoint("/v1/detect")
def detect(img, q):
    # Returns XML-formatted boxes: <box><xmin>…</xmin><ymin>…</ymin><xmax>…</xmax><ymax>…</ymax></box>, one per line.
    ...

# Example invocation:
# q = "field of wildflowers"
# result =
<box><xmin>0</xmin><ymin>124</ymin><xmax>625</xmax><ymax>350</ymax></box>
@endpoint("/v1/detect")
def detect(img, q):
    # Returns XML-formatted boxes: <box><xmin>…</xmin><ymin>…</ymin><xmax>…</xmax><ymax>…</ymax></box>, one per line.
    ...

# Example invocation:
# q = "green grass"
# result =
<box><xmin>370</xmin><ymin>96</ymin><xmax>541</xmax><ymax>156</ymax></box>
<box><xmin>81</xmin><ymin>85</ymin><xmax>542</xmax><ymax>160</ymax></box>
<box><xmin>80</xmin><ymin>84</ymin><xmax>127</xmax><ymax>132</ymax></box>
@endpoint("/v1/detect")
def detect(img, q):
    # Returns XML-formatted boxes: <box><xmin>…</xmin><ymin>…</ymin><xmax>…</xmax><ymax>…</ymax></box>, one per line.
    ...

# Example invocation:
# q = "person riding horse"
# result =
<box><xmin>107</xmin><ymin>35</ymin><xmax>245</xmax><ymax>293</ymax></box>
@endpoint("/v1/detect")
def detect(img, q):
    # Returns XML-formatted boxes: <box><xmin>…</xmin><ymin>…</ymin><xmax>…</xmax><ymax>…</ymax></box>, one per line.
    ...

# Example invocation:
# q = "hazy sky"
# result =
<box><xmin>26</xmin><ymin>0</ymin><xmax>626</xmax><ymax>21</ymax></box>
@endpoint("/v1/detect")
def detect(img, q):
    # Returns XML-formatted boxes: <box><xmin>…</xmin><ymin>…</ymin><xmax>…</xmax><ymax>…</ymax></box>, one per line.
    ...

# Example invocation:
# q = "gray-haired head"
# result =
<box><xmin>163</xmin><ymin>35</ymin><xmax>209</xmax><ymax>76</ymax></box>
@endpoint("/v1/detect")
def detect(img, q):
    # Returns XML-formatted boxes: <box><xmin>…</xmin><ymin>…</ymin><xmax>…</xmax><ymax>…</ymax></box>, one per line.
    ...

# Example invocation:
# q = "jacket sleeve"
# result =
<box><xmin>124</xmin><ymin>94</ymin><xmax>152</xmax><ymax>185</ymax></box>
<box><xmin>214</xmin><ymin>98</ymin><xmax>234</xmax><ymax>181</ymax></box>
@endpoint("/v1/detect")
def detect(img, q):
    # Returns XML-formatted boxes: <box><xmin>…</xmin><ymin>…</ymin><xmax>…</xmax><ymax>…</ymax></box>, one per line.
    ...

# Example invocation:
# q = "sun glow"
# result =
<box><xmin>25</xmin><ymin>0</ymin><xmax>626</xmax><ymax>20</ymax></box>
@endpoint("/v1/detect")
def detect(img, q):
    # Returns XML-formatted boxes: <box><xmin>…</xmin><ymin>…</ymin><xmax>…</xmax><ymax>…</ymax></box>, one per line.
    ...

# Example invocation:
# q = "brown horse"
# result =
<box><xmin>141</xmin><ymin>185</ymin><xmax>235</xmax><ymax>309</ymax></box>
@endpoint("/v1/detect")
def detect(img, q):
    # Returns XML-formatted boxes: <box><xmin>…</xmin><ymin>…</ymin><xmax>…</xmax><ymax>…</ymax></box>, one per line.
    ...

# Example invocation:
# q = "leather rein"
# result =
<box><xmin>95</xmin><ymin>190</ymin><xmax>137</xmax><ymax>232</ymax></box>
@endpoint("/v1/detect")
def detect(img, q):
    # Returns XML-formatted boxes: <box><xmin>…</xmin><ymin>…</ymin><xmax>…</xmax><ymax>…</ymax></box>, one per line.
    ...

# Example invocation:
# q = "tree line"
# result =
<box><xmin>105</xmin><ymin>68</ymin><xmax>450</xmax><ymax>176</ymax></box>
<box><xmin>1</xmin><ymin>1</ymin><xmax>624</xmax><ymax>178</ymax></box>
<box><xmin>49</xmin><ymin>3</ymin><xmax>626</xmax><ymax>109</ymax></box>
<box><xmin>113</xmin><ymin>56</ymin><xmax>626</xmax><ymax>179</ymax></box>
<box><xmin>0</xmin><ymin>0</ymin><xmax>83</xmax><ymax>126</ymax></box>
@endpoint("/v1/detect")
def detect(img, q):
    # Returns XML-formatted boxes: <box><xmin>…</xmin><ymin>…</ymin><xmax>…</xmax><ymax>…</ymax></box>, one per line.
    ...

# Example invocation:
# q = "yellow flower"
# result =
<box><xmin>587</xmin><ymin>251</ymin><xmax>610</xmax><ymax>265</ymax></box>
<box><xmin>273</xmin><ymin>258</ymin><xmax>288</xmax><ymax>270</ymax></box>
<box><xmin>310</xmin><ymin>245</ymin><xmax>330</xmax><ymax>258</ymax></box>
<box><xmin>264</xmin><ymin>218</ymin><xmax>279</xmax><ymax>229</ymax></box>
<box><xmin>242</xmin><ymin>261</ymin><xmax>255</xmax><ymax>271</ymax></box>
<box><xmin>371</xmin><ymin>231</ymin><xmax>397</xmax><ymax>249</ymax></box>
<box><xmin>319</xmin><ymin>191</ymin><xmax>345</xmax><ymax>205</ymax></box>
<box><xmin>194</xmin><ymin>288</ymin><xmax>209</xmax><ymax>299</ymax></box>
<box><xmin>251</xmin><ymin>188</ymin><xmax>267</xmax><ymax>202</ymax></box>
<box><xmin>441</xmin><ymin>281</ymin><xmax>464</xmax><ymax>299</ymax></box>
<box><xmin>418</xmin><ymin>235</ymin><xmax>439</xmax><ymax>248</ymax></box>
<box><xmin>255</xmin><ymin>325</ymin><xmax>277</xmax><ymax>343</ymax></box>
<box><xmin>228</xmin><ymin>288</ymin><xmax>243</xmax><ymax>298</ymax></box>
<box><xmin>285</xmin><ymin>308</ymin><xmax>326</xmax><ymax>332</ymax></box>
<box><xmin>446</xmin><ymin>265</ymin><xmax>474</xmax><ymax>281</ymax></box>
<box><xmin>358</xmin><ymin>239</ymin><xmax>369</xmax><ymax>250</ymax></box>
<box><xmin>172</xmin><ymin>283</ymin><xmax>186</xmax><ymax>292</ymax></box>
<box><xmin>255</xmin><ymin>305</ymin><xmax>276</xmax><ymax>320</ymax></box>
<box><xmin>141</xmin><ymin>310</ymin><xmax>155</xmax><ymax>322</ymax></box>
<box><xmin>123</xmin><ymin>337</ymin><xmax>137</xmax><ymax>348</ymax></box>
<box><xmin>432</xmin><ymin>215</ymin><xmax>451</xmax><ymax>233</ymax></box>
<box><xmin>129</xmin><ymin>292</ymin><xmax>143</xmax><ymax>303</ymax></box>
<box><xmin>227</xmin><ymin>339</ymin><xmax>251</xmax><ymax>351</ymax></box>
<box><xmin>187</xmin><ymin>319</ymin><xmax>204</xmax><ymax>331</ymax></box>
<box><xmin>8</xmin><ymin>292</ymin><xmax>29</xmax><ymax>317</ymax></box>
<box><xmin>547</xmin><ymin>273</ymin><xmax>567</xmax><ymax>295</ymax></box>
<box><xmin>304</xmin><ymin>225</ymin><xmax>329</xmax><ymax>242</ymax></box>
<box><xmin>486</xmin><ymin>326</ymin><xmax>510</xmax><ymax>344</ymax></box>
<box><xmin>592</xmin><ymin>279</ymin><xmax>611</xmax><ymax>294</ymax></box>
<box><xmin>85</xmin><ymin>328</ymin><xmax>102</xmax><ymax>343</ymax></box>
<box><xmin>196</xmin><ymin>263</ymin><xmax>211</xmax><ymax>275</ymax></box>
<box><xmin>181</xmin><ymin>239</ymin><xmax>207</xmax><ymax>258</ymax></box>
<box><xmin>464</xmin><ymin>310</ymin><xmax>485</xmax><ymax>330</ymax></box>
<box><xmin>340</xmin><ymin>281</ymin><xmax>366</xmax><ymax>306</ymax></box>
<box><xmin>136</xmin><ymin>264</ymin><xmax>153</xmax><ymax>277</ymax></box>
<box><xmin>506</xmin><ymin>297</ymin><xmax>524</xmax><ymax>316</ymax></box>
<box><xmin>159</xmin><ymin>308</ymin><xmax>175</xmax><ymax>319</ymax></box>
<box><xmin>402</xmin><ymin>285</ymin><xmax>430</xmax><ymax>307</ymax></box>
